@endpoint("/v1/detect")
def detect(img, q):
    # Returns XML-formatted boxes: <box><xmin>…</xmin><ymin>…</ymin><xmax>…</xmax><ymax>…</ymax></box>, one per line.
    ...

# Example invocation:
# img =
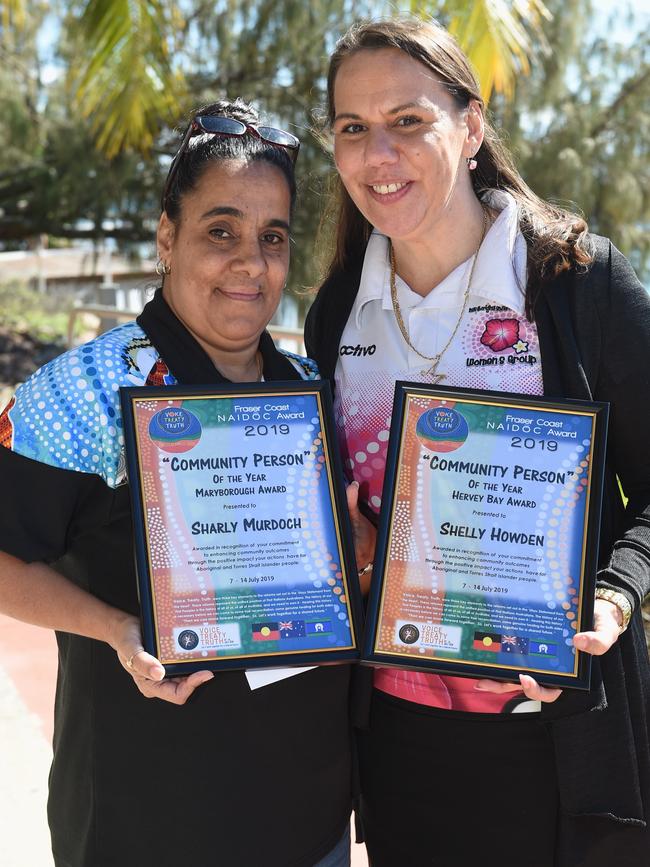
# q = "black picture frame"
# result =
<box><xmin>120</xmin><ymin>380</ymin><xmax>363</xmax><ymax>675</ymax></box>
<box><xmin>362</xmin><ymin>382</ymin><xmax>608</xmax><ymax>691</ymax></box>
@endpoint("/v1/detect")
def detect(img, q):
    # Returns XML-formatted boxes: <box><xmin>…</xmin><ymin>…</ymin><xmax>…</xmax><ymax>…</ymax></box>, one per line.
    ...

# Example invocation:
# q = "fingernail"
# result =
<box><xmin>474</xmin><ymin>681</ymin><xmax>487</xmax><ymax>690</ymax></box>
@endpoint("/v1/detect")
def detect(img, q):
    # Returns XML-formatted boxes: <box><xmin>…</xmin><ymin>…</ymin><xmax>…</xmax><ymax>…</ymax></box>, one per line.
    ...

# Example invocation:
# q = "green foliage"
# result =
<box><xmin>69</xmin><ymin>0</ymin><xmax>183</xmax><ymax>157</ymax></box>
<box><xmin>495</xmin><ymin>0</ymin><xmax>650</xmax><ymax>274</ymax></box>
<box><xmin>0</xmin><ymin>0</ymin><xmax>27</xmax><ymax>32</ymax></box>
<box><xmin>420</xmin><ymin>0</ymin><xmax>552</xmax><ymax>102</ymax></box>
<box><xmin>0</xmin><ymin>0</ymin><xmax>647</xmax><ymax>298</ymax></box>
<box><xmin>0</xmin><ymin>103</ymin><xmax>162</xmax><ymax>244</ymax></box>
<box><xmin>164</xmin><ymin>0</ymin><xmax>380</xmax><ymax>295</ymax></box>
<box><xmin>0</xmin><ymin>0</ymin><xmax>382</xmax><ymax>297</ymax></box>
<box><xmin>0</xmin><ymin>280</ymin><xmax>71</xmax><ymax>341</ymax></box>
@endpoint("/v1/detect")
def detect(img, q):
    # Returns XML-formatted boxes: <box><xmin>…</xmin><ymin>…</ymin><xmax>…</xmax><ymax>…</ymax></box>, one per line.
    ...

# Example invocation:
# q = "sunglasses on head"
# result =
<box><xmin>161</xmin><ymin>115</ymin><xmax>301</xmax><ymax>210</ymax></box>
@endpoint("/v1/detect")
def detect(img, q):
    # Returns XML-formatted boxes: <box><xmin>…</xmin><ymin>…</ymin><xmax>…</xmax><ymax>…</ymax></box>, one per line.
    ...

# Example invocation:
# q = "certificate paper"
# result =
<box><xmin>120</xmin><ymin>382</ymin><xmax>361</xmax><ymax>674</ymax></box>
<box><xmin>363</xmin><ymin>384</ymin><xmax>608</xmax><ymax>690</ymax></box>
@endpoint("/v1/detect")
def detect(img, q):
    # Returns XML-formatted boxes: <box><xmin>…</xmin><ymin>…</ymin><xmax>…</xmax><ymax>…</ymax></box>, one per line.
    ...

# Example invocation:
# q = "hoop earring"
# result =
<box><xmin>466</xmin><ymin>157</ymin><xmax>478</xmax><ymax>171</ymax></box>
<box><xmin>155</xmin><ymin>258</ymin><xmax>171</xmax><ymax>277</ymax></box>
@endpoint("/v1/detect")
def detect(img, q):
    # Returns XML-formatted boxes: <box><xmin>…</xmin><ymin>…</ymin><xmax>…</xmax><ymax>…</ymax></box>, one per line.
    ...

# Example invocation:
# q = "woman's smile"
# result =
<box><xmin>215</xmin><ymin>286</ymin><xmax>263</xmax><ymax>301</ymax></box>
<box><xmin>367</xmin><ymin>180</ymin><xmax>413</xmax><ymax>203</ymax></box>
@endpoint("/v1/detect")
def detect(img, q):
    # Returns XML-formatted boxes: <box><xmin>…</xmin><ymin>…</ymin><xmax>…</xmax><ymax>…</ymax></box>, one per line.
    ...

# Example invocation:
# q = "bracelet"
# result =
<box><xmin>595</xmin><ymin>587</ymin><xmax>632</xmax><ymax>634</ymax></box>
<box><xmin>358</xmin><ymin>562</ymin><xmax>373</xmax><ymax>578</ymax></box>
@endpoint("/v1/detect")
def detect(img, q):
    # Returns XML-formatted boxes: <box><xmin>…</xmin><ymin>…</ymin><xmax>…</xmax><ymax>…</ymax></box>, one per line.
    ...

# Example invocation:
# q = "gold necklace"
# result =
<box><xmin>256</xmin><ymin>350</ymin><xmax>263</xmax><ymax>381</ymax></box>
<box><xmin>390</xmin><ymin>206</ymin><xmax>489</xmax><ymax>384</ymax></box>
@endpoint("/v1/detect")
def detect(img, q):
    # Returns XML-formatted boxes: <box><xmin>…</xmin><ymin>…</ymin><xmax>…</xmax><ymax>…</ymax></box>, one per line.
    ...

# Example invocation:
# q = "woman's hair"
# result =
<box><xmin>163</xmin><ymin>97</ymin><xmax>297</xmax><ymax>222</ymax></box>
<box><xmin>324</xmin><ymin>18</ymin><xmax>592</xmax><ymax>314</ymax></box>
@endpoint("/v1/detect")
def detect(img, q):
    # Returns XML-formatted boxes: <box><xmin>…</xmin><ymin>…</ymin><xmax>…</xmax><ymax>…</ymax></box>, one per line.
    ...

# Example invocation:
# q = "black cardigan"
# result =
<box><xmin>305</xmin><ymin>236</ymin><xmax>650</xmax><ymax>849</ymax></box>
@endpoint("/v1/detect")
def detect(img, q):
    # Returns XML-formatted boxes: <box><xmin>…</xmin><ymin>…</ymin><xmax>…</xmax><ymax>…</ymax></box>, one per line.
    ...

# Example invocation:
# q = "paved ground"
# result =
<box><xmin>0</xmin><ymin>614</ymin><xmax>368</xmax><ymax>866</ymax></box>
<box><xmin>0</xmin><ymin>614</ymin><xmax>56</xmax><ymax>867</ymax></box>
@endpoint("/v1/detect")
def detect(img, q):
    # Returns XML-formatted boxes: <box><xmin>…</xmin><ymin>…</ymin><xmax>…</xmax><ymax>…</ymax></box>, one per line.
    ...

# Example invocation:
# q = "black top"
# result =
<box><xmin>0</xmin><ymin>290</ymin><xmax>351</xmax><ymax>867</ymax></box>
<box><xmin>305</xmin><ymin>235</ymin><xmax>650</xmax><ymax>859</ymax></box>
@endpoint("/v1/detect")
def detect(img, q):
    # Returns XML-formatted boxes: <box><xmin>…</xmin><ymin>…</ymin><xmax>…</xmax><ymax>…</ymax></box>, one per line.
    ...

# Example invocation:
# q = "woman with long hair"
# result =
<box><xmin>306</xmin><ymin>17</ymin><xmax>650</xmax><ymax>866</ymax></box>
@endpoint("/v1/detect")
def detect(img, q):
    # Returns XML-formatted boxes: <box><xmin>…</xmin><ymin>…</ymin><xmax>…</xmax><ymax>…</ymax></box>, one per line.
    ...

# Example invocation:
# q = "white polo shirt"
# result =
<box><xmin>335</xmin><ymin>190</ymin><xmax>544</xmax><ymax>515</ymax></box>
<box><xmin>335</xmin><ymin>191</ymin><xmax>544</xmax><ymax>713</ymax></box>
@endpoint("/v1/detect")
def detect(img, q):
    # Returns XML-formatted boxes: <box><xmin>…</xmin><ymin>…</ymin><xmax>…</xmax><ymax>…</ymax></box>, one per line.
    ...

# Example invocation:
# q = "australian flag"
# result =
<box><xmin>501</xmin><ymin>634</ymin><xmax>529</xmax><ymax>654</ymax></box>
<box><xmin>279</xmin><ymin>620</ymin><xmax>306</xmax><ymax>639</ymax></box>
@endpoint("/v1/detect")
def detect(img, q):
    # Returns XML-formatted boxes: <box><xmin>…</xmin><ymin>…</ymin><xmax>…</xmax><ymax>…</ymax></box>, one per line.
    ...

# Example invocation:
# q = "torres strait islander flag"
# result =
<box><xmin>530</xmin><ymin>640</ymin><xmax>558</xmax><ymax>657</ymax></box>
<box><xmin>306</xmin><ymin>620</ymin><xmax>332</xmax><ymax>636</ymax></box>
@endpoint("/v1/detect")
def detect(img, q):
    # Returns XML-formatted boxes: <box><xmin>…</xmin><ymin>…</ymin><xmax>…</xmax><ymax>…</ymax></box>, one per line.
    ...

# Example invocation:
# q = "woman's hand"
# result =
<box><xmin>0</xmin><ymin>552</ymin><xmax>214</xmax><ymax>703</ymax></box>
<box><xmin>573</xmin><ymin>597</ymin><xmax>622</xmax><ymax>656</ymax></box>
<box><xmin>346</xmin><ymin>481</ymin><xmax>377</xmax><ymax>593</ymax></box>
<box><xmin>475</xmin><ymin>597</ymin><xmax>625</xmax><ymax>704</ymax></box>
<box><xmin>474</xmin><ymin>675</ymin><xmax>562</xmax><ymax>704</ymax></box>
<box><xmin>110</xmin><ymin>612</ymin><xmax>214</xmax><ymax>705</ymax></box>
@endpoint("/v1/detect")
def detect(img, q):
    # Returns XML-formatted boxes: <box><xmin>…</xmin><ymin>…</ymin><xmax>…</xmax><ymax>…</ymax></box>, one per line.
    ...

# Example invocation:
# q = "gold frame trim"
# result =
<box><xmin>129</xmin><ymin>388</ymin><xmax>356</xmax><ymax>664</ymax></box>
<box><xmin>373</xmin><ymin>390</ymin><xmax>599</xmax><ymax>679</ymax></box>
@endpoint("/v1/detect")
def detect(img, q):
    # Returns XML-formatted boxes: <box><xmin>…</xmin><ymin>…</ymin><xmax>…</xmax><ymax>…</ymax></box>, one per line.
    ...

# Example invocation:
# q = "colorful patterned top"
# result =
<box><xmin>0</xmin><ymin>321</ymin><xmax>317</xmax><ymax>489</ymax></box>
<box><xmin>0</xmin><ymin>308</ymin><xmax>350</xmax><ymax>867</ymax></box>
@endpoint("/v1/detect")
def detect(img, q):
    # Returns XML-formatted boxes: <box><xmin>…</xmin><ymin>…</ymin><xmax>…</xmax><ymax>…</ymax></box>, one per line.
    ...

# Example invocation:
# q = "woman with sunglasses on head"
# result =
<box><xmin>0</xmin><ymin>99</ymin><xmax>352</xmax><ymax>867</ymax></box>
<box><xmin>305</xmin><ymin>17</ymin><xmax>650</xmax><ymax>867</ymax></box>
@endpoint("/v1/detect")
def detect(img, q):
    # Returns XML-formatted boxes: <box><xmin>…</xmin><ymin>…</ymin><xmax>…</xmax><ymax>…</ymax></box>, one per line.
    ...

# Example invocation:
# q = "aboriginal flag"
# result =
<box><xmin>473</xmin><ymin>631</ymin><xmax>501</xmax><ymax>652</ymax></box>
<box><xmin>252</xmin><ymin>622</ymin><xmax>280</xmax><ymax>641</ymax></box>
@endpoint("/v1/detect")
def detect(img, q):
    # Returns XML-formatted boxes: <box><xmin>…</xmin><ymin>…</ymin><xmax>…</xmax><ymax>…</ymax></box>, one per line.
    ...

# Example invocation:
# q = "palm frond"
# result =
<box><xmin>0</xmin><ymin>0</ymin><xmax>26</xmax><ymax>32</ymax></box>
<box><xmin>70</xmin><ymin>0</ymin><xmax>185</xmax><ymax>157</ymax></box>
<box><xmin>449</xmin><ymin>0</ymin><xmax>551</xmax><ymax>103</ymax></box>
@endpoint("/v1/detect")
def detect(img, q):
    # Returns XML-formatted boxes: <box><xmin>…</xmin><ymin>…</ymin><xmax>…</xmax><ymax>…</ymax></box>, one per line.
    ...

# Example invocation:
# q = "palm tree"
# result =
<box><xmin>1</xmin><ymin>0</ymin><xmax>552</xmax><ymax>156</ymax></box>
<box><xmin>440</xmin><ymin>0</ymin><xmax>552</xmax><ymax>102</ymax></box>
<box><xmin>67</xmin><ymin>0</ymin><xmax>184</xmax><ymax>157</ymax></box>
<box><xmin>68</xmin><ymin>0</ymin><xmax>552</xmax><ymax>157</ymax></box>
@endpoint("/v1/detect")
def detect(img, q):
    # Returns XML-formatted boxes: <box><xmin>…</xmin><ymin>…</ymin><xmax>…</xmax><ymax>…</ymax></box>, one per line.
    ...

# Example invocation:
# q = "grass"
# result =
<box><xmin>0</xmin><ymin>281</ymin><xmax>72</xmax><ymax>343</ymax></box>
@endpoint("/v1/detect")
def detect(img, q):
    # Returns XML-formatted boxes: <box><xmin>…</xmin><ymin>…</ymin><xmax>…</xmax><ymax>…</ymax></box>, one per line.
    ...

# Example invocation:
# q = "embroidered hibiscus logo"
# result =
<box><xmin>480</xmin><ymin>318</ymin><xmax>520</xmax><ymax>352</ymax></box>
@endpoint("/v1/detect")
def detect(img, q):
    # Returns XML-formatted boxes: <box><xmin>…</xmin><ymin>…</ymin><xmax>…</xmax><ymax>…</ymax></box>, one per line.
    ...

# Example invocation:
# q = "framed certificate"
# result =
<box><xmin>362</xmin><ymin>383</ymin><xmax>608</xmax><ymax>690</ymax></box>
<box><xmin>120</xmin><ymin>382</ymin><xmax>362</xmax><ymax>674</ymax></box>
